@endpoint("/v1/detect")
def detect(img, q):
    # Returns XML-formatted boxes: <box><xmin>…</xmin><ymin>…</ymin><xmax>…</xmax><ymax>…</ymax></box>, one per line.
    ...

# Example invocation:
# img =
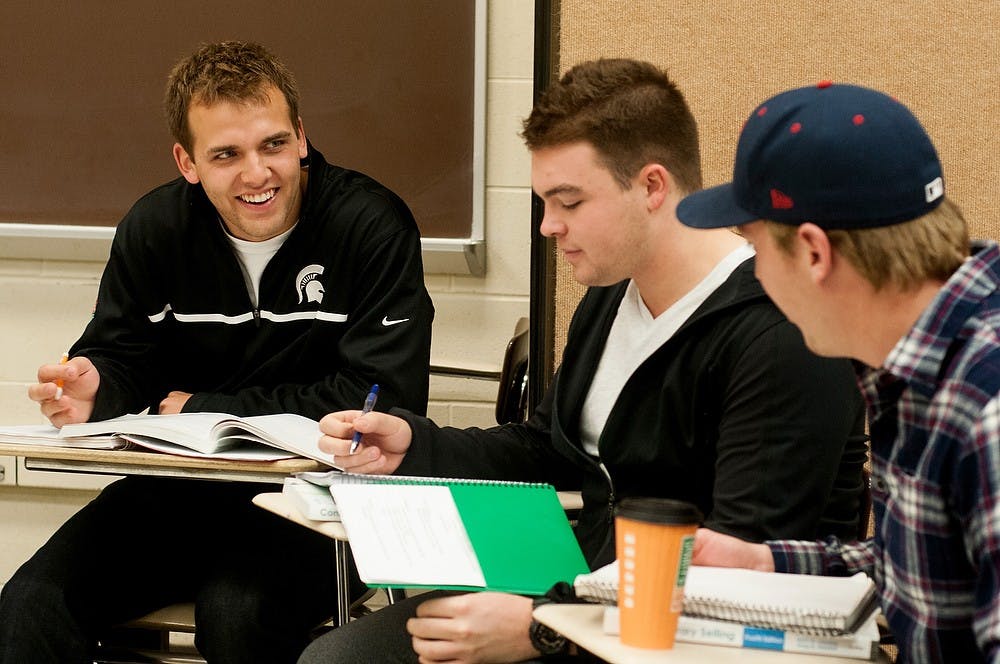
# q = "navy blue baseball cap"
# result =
<box><xmin>676</xmin><ymin>81</ymin><xmax>945</xmax><ymax>230</ymax></box>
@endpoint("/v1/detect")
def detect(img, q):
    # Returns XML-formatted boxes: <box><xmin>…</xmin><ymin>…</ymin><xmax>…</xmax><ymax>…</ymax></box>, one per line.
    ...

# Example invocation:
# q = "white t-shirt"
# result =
<box><xmin>579</xmin><ymin>243</ymin><xmax>755</xmax><ymax>456</ymax></box>
<box><xmin>223</xmin><ymin>222</ymin><xmax>295</xmax><ymax>307</ymax></box>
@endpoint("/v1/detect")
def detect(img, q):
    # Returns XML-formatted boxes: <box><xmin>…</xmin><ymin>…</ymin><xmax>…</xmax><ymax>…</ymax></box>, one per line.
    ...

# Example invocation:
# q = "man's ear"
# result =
<box><xmin>173</xmin><ymin>143</ymin><xmax>200</xmax><ymax>184</ymax></box>
<box><xmin>296</xmin><ymin>117</ymin><xmax>308</xmax><ymax>159</ymax></box>
<box><xmin>639</xmin><ymin>163</ymin><xmax>670</xmax><ymax>211</ymax></box>
<box><xmin>797</xmin><ymin>223</ymin><xmax>834</xmax><ymax>284</ymax></box>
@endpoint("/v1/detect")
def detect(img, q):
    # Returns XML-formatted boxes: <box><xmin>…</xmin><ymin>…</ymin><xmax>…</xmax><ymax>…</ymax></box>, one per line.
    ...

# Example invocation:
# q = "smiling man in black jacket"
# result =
<box><xmin>298</xmin><ymin>59</ymin><xmax>868</xmax><ymax>664</ymax></box>
<box><xmin>0</xmin><ymin>41</ymin><xmax>433</xmax><ymax>664</ymax></box>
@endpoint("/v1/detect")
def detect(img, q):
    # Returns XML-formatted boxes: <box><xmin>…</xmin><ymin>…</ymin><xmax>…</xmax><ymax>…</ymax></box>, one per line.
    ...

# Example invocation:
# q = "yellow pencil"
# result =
<box><xmin>54</xmin><ymin>352</ymin><xmax>69</xmax><ymax>400</ymax></box>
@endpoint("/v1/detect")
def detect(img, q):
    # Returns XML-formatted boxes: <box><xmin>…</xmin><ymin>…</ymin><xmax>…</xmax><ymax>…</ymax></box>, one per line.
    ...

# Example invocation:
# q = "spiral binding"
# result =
<box><xmin>575</xmin><ymin>579</ymin><xmax>617</xmax><ymax>605</ymax></box>
<box><xmin>573</xmin><ymin>562</ymin><xmax>618</xmax><ymax>605</ymax></box>
<box><xmin>296</xmin><ymin>469</ymin><xmax>550</xmax><ymax>489</ymax></box>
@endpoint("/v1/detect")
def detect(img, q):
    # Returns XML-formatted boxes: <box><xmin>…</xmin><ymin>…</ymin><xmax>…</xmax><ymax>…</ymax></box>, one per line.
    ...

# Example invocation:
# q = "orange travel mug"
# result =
<box><xmin>615</xmin><ymin>498</ymin><xmax>702</xmax><ymax>649</ymax></box>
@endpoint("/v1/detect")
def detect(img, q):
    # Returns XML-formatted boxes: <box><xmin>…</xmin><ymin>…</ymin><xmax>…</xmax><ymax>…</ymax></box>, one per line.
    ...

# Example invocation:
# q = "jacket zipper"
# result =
<box><xmin>562</xmin><ymin>425</ymin><xmax>618</xmax><ymax>524</ymax></box>
<box><xmin>597</xmin><ymin>460</ymin><xmax>616</xmax><ymax>524</ymax></box>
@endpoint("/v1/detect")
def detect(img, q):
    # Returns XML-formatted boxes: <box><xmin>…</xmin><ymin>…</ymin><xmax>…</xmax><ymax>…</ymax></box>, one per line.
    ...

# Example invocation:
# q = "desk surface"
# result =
<box><xmin>0</xmin><ymin>441</ymin><xmax>324</xmax><ymax>484</ymax></box>
<box><xmin>533</xmin><ymin>604</ymin><xmax>887</xmax><ymax>664</ymax></box>
<box><xmin>252</xmin><ymin>491</ymin><xmax>348</xmax><ymax>540</ymax></box>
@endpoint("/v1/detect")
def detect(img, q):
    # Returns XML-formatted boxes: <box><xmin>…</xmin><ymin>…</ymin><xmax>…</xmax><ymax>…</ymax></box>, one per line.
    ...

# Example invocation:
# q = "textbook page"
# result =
<box><xmin>0</xmin><ymin>424</ymin><xmax>124</xmax><ymax>450</ymax></box>
<box><xmin>57</xmin><ymin>412</ymin><xmax>338</xmax><ymax>465</ymax></box>
<box><xmin>118</xmin><ymin>434</ymin><xmax>296</xmax><ymax>461</ymax></box>
<box><xmin>330</xmin><ymin>483</ymin><xmax>486</xmax><ymax>588</ymax></box>
<box><xmin>211</xmin><ymin>413</ymin><xmax>333</xmax><ymax>462</ymax></box>
<box><xmin>61</xmin><ymin>413</ymin><xmax>229</xmax><ymax>453</ymax></box>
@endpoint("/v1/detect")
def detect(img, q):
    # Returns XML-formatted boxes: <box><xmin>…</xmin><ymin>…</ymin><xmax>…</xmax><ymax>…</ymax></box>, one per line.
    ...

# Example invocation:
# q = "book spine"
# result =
<box><xmin>603</xmin><ymin>609</ymin><xmax>875</xmax><ymax>660</ymax></box>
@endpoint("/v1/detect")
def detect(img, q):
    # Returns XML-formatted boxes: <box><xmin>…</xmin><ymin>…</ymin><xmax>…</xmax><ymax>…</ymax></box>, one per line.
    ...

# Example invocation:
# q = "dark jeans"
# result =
<box><xmin>298</xmin><ymin>591</ymin><xmax>599</xmax><ymax>664</ymax></box>
<box><xmin>0</xmin><ymin>476</ymin><xmax>365</xmax><ymax>664</ymax></box>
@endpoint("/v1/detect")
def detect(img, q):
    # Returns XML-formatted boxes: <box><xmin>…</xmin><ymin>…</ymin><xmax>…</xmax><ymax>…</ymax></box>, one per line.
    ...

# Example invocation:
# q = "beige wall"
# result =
<box><xmin>0</xmin><ymin>1</ymin><xmax>534</xmax><ymax>583</ymax></box>
<box><xmin>550</xmin><ymin>1</ymin><xmax>1000</xmax><ymax>359</ymax></box>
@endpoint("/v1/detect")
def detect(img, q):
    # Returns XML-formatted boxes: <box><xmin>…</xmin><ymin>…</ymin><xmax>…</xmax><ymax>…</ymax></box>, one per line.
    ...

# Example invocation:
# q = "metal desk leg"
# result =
<box><xmin>333</xmin><ymin>539</ymin><xmax>351</xmax><ymax>626</ymax></box>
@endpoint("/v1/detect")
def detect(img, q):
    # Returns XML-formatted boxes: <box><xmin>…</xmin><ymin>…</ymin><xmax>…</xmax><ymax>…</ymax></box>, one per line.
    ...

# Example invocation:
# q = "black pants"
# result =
<box><xmin>0</xmin><ymin>476</ymin><xmax>365</xmax><ymax>664</ymax></box>
<box><xmin>298</xmin><ymin>591</ymin><xmax>598</xmax><ymax>664</ymax></box>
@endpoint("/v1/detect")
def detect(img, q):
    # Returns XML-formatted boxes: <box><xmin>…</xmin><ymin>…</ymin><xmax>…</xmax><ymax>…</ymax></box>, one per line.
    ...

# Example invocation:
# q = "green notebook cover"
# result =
<box><xmin>448</xmin><ymin>483</ymin><xmax>589</xmax><ymax>595</ymax></box>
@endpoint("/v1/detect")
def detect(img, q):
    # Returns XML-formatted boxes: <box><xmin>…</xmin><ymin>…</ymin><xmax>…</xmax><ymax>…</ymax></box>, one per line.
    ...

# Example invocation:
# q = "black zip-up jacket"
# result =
<box><xmin>72</xmin><ymin>144</ymin><xmax>434</xmax><ymax>420</ymax></box>
<box><xmin>393</xmin><ymin>258</ymin><xmax>867</xmax><ymax>568</ymax></box>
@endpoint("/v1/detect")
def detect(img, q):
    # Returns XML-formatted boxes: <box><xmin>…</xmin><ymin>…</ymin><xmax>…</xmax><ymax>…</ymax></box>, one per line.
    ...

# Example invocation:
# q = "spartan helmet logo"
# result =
<box><xmin>295</xmin><ymin>264</ymin><xmax>326</xmax><ymax>304</ymax></box>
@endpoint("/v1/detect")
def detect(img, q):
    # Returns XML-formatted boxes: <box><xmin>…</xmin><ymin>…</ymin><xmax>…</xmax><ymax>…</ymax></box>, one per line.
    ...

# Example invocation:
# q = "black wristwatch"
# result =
<box><xmin>529</xmin><ymin>597</ymin><xmax>569</xmax><ymax>656</ymax></box>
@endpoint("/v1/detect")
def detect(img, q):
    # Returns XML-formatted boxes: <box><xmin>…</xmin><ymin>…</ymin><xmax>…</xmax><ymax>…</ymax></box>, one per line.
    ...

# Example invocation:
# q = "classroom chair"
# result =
<box><xmin>430</xmin><ymin>316</ymin><xmax>531</xmax><ymax>426</ymax></box>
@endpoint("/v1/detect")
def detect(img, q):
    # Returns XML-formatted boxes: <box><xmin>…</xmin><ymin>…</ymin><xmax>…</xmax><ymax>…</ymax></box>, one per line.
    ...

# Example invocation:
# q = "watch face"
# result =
<box><xmin>529</xmin><ymin>618</ymin><xmax>568</xmax><ymax>655</ymax></box>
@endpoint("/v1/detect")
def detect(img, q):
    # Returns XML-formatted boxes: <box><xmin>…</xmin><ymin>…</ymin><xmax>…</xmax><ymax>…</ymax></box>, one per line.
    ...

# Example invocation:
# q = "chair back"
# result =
<box><xmin>496</xmin><ymin>317</ymin><xmax>530</xmax><ymax>424</ymax></box>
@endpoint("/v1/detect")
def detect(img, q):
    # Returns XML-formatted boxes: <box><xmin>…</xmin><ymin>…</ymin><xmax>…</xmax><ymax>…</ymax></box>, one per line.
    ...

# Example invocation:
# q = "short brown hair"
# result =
<box><xmin>165</xmin><ymin>41</ymin><xmax>301</xmax><ymax>156</ymax></box>
<box><xmin>764</xmin><ymin>197</ymin><xmax>969</xmax><ymax>290</ymax></box>
<box><xmin>521</xmin><ymin>58</ymin><xmax>702</xmax><ymax>194</ymax></box>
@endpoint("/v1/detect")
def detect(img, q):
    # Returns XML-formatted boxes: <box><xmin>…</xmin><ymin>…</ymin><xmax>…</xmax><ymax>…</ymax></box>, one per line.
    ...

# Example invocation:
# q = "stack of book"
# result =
<box><xmin>576</xmin><ymin>562</ymin><xmax>881</xmax><ymax>660</ymax></box>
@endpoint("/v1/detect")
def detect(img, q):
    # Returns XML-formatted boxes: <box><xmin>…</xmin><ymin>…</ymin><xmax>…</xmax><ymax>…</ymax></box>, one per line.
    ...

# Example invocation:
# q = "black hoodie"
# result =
<box><xmin>394</xmin><ymin>258</ymin><xmax>867</xmax><ymax>569</ymax></box>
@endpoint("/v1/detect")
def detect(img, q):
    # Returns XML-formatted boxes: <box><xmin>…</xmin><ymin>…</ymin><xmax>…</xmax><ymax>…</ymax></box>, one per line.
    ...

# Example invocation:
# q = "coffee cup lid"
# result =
<box><xmin>615</xmin><ymin>498</ymin><xmax>703</xmax><ymax>525</ymax></box>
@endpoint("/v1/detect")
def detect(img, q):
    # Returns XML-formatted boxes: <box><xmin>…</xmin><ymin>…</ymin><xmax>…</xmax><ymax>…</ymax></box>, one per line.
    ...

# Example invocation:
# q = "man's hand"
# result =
<box><xmin>317</xmin><ymin>410</ymin><xmax>413</xmax><ymax>474</ymax></box>
<box><xmin>159</xmin><ymin>391</ymin><xmax>192</xmax><ymax>415</ymax></box>
<box><xmin>28</xmin><ymin>356</ymin><xmax>99</xmax><ymax>427</ymax></box>
<box><xmin>407</xmin><ymin>592</ymin><xmax>538</xmax><ymax>663</ymax></box>
<box><xmin>692</xmin><ymin>528</ymin><xmax>776</xmax><ymax>572</ymax></box>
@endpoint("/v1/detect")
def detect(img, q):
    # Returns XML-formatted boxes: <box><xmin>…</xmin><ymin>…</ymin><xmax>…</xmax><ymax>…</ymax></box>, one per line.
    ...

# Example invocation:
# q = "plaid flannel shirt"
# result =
<box><xmin>768</xmin><ymin>241</ymin><xmax>1000</xmax><ymax>664</ymax></box>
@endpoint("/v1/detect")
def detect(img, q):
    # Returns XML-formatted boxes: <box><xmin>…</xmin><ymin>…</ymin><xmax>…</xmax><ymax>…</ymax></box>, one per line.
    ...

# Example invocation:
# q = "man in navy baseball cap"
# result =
<box><xmin>685</xmin><ymin>82</ymin><xmax>1000</xmax><ymax>663</ymax></box>
<box><xmin>676</xmin><ymin>81</ymin><xmax>945</xmax><ymax>230</ymax></box>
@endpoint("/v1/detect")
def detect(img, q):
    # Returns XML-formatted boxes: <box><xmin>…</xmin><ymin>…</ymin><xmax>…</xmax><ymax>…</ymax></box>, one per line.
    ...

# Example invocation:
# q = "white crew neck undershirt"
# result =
<box><xmin>222</xmin><ymin>221</ymin><xmax>296</xmax><ymax>307</ymax></box>
<box><xmin>579</xmin><ymin>243</ymin><xmax>755</xmax><ymax>457</ymax></box>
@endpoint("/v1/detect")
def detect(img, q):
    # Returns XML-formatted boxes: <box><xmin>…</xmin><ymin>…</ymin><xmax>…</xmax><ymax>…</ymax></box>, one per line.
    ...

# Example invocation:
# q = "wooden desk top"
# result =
<box><xmin>252</xmin><ymin>491</ymin><xmax>348</xmax><ymax>540</ymax></box>
<box><xmin>533</xmin><ymin>604</ymin><xmax>887</xmax><ymax>664</ymax></box>
<box><xmin>0</xmin><ymin>441</ymin><xmax>324</xmax><ymax>483</ymax></box>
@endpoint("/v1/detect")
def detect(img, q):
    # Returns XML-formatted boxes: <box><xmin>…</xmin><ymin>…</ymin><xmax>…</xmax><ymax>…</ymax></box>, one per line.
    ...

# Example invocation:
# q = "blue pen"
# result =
<box><xmin>350</xmin><ymin>384</ymin><xmax>379</xmax><ymax>454</ymax></box>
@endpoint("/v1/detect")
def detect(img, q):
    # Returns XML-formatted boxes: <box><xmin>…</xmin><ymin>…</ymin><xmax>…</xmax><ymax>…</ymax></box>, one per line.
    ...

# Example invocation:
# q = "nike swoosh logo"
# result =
<box><xmin>381</xmin><ymin>316</ymin><xmax>410</xmax><ymax>326</ymax></box>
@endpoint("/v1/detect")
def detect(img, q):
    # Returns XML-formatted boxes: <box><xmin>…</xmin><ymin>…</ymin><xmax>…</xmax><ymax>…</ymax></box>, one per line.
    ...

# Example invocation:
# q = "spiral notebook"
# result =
<box><xmin>575</xmin><ymin>561</ymin><xmax>878</xmax><ymax>636</ymax></box>
<box><xmin>314</xmin><ymin>472</ymin><xmax>589</xmax><ymax>595</ymax></box>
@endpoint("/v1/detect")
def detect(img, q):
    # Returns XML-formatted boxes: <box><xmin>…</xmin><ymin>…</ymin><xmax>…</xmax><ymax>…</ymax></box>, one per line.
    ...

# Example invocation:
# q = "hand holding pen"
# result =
<box><xmin>54</xmin><ymin>352</ymin><xmax>69</xmax><ymax>400</ymax></box>
<box><xmin>28</xmin><ymin>353</ymin><xmax>101</xmax><ymax>428</ymax></box>
<box><xmin>318</xmin><ymin>403</ymin><xmax>414</xmax><ymax>475</ymax></box>
<box><xmin>350</xmin><ymin>384</ymin><xmax>379</xmax><ymax>454</ymax></box>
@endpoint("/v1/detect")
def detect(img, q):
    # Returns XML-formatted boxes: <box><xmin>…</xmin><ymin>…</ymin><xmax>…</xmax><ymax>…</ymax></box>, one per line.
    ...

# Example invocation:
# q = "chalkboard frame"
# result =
<box><xmin>0</xmin><ymin>0</ymin><xmax>486</xmax><ymax>275</ymax></box>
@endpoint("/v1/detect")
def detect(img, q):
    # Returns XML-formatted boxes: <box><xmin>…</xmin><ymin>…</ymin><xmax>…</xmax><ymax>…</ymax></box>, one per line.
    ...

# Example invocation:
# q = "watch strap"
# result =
<box><xmin>530</xmin><ymin>597</ymin><xmax>569</xmax><ymax>656</ymax></box>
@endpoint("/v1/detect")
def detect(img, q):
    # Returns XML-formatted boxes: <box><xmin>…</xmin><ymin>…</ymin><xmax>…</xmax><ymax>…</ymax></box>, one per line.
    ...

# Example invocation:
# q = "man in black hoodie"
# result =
<box><xmin>1</xmin><ymin>41</ymin><xmax>433</xmax><ymax>664</ymax></box>
<box><xmin>300</xmin><ymin>58</ymin><xmax>867</xmax><ymax>664</ymax></box>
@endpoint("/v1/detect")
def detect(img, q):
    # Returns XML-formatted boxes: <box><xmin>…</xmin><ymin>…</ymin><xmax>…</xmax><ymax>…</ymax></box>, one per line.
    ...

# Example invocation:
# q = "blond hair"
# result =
<box><xmin>765</xmin><ymin>197</ymin><xmax>969</xmax><ymax>290</ymax></box>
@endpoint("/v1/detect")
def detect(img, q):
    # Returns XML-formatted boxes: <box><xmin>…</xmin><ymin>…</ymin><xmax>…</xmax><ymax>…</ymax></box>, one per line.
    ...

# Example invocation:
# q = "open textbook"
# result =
<box><xmin>575</xmin><ymin>561</ymin><xmax>879</xmax><ymax>637</ymax></box>
<box><xmin>0</xmin><ymin>424</ymin><xmax>124</xmax><ymax>450</ymax></box>
<box><xmin>0</xmin><ymin>413</ymin><xmax>338</xmax><ymax>465</ymax></box>
<box><xmin>301</xmin><ymin>471</ymin><xmax>589</xmax><ymax>595</ymax></box>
